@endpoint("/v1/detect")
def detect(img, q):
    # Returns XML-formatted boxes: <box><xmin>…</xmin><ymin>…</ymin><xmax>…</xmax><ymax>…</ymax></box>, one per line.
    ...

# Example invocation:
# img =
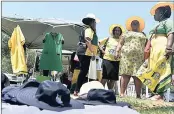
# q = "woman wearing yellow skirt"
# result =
<box><xmin>137</xmin><ymin>2</ymin><xmax>174</xmax><ymax>101</ymax></box>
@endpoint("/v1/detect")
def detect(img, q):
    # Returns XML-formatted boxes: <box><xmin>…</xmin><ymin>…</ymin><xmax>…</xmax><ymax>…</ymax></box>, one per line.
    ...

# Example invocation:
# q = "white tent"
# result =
<box><xmin>2</xmin><ymin>16</ymin><xmax>85</xmax><ymax>51</ymax></box>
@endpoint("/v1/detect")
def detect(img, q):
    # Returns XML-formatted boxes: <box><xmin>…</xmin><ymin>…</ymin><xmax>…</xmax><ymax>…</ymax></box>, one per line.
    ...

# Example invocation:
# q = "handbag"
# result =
<box><xmin>73</xmin><ymin>54</ymin><xmax>79</xmax><ymax>62</ymax></box>
<box><xmin>88</xmin><ymin>57</ymin><xmax>97</xmax><ymax>80</ymax></box>
<box><xmin>99</xmin><ymin>38</ymin><xmax>109</xmax><ymax>59</ymax></box>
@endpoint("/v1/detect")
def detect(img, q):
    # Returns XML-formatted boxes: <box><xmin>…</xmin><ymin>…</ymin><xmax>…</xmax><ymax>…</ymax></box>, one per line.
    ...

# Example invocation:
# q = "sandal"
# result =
<box><xmin>150</xmin><ymin>95</ymin><xmax>163</xmax><ymax>101</ymax></box>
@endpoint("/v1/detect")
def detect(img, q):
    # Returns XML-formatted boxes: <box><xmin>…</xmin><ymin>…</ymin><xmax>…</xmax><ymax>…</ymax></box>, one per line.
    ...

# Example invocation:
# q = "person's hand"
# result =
<box><xmin>102</xmin><ymin>50</ymin><xmax>105</xmax><ymax>54</ymax></box>
<box><xmin>172</xmin><ymin>75</ymin><xmax>174</xmax><ymax>85</ymax></box>
<box><xmin>114</xmin><ymin>52</ymin><xmax>121</xmax><ymax>60</ymax></box>
<box><xmin>91</xmin><ymin>53</ymin><xmax>95</xmax><ymax>61</ymax></box>
<box><xmin>143</xmin><ymin>60</ymin><xmax>148</xmax><ymax>68</ymax></box>
<box><xmin>164</xmin><ymin>48</ymin><xmax>173</xmax><ymax>59</ymax></box>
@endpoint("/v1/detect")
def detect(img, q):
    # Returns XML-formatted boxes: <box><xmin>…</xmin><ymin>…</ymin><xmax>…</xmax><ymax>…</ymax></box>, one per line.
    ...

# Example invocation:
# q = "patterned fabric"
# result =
<box><xmin>119</xmin><ymin>31</ymin><xmax>147</xmax><ymax>76</ymax></box>
<box><xmin>100</xmin><ymin>37</ymin><xmax>120</xmax><ymax>61</ymax></box>
<box><xmin>137</xmin><ymin>19</ymin><xmax>174</xmax><ymax>94</ymax></box>
<box><xmin>137</xmin><ymin>55</ymin><xmax>172</xmax><ymax>93</ymax></box>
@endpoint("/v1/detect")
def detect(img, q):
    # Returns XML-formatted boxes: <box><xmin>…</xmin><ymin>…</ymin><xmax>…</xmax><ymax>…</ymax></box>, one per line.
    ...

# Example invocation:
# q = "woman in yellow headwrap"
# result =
<box><xmin>115</xmin><ymin>16</ymin><xmax>147</xmax><ymax>98</ymax></box>
<box><xmin>136</xmin><ymin>2</ymin><xmax>174</xmax><ymax>101</ymax></box>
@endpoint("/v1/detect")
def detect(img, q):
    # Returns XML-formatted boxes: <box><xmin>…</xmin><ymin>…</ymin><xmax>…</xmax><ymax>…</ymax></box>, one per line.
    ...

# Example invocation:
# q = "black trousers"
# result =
<box><xmin>75</xmin><ymin>55</ymin><xmax>91</xmax><ymax>92</ymax></box>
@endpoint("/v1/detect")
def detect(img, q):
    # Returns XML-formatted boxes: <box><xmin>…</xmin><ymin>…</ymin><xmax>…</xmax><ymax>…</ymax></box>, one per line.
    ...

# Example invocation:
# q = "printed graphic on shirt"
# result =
<box><xmin>100</xmin><ymin>37</ymin><xmax>120</xmax><ymax>61</ymax></box>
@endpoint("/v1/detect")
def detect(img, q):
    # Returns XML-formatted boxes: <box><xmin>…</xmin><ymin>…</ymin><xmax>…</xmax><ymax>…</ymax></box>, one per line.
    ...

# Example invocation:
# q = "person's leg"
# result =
<box><xmin>108</xmin><ymin>61</ymin><xmax>119</xmax><ymax>90</ymax></box>
<box><xmin>150</xmin><ymin>93</ymin><xmax>163</xmax><ymax>101</ymax></box>
<box><xmin>107</xmin><ymin>80</ymin><xmax>115</xmax><ymax>89</ymax></box>
<box><xmin>74</xmin><ymin>55</ymin><xmax>91</xmax><ymax>95</ymax></box>
<box><xmin>43</xmin><ymin>70</ymin><xmax>49</xmax><ymax>76</ymax></box>
<box><xmin>101</xmin><ymin>60</ymin><xmax>108</xmax><ymax>88</ymax></box>
<box><xmin>120</xmin><ymin>75</ymin><xmax>131</xmax><ymax>97</ymax></box>
<box><xmin>132</xmin><ymin>76</ymin><xmax>142</xmax><ymax>98</ymax></box>
<box><xmin>101</xmin><ymin>79</ymin><xmax>107</xmax><ymax>88</ymax></box>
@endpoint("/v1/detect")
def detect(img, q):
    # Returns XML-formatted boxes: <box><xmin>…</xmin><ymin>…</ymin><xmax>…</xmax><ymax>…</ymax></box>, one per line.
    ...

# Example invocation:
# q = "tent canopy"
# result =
<box><xmin>2</xmin><ymin>16</ymin><xmax>85</xmax><ymax>51</ymax></box>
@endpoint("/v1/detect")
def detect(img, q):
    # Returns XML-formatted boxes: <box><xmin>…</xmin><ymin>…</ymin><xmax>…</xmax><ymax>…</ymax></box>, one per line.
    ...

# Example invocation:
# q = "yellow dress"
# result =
<box><xmin>119</xmin><ymin>31</ymin><xmax>147</xmax><ymax>76</ymax></box>
<box><xmin>137</xmin><ymin>19</ymin><xmax>174</xmax><ymax>94</ymax></box>
<box><xmin>8</xmin><ymin>25</ymin><xmax>28</xmax><ymax>75</ymax></box>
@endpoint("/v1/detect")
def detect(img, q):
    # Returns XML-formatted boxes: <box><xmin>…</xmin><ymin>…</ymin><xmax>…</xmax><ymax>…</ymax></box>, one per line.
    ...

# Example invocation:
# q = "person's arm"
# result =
<box><xmin>85</xmin><ymin>28</ymin><xmax>94</xmax><ymax>54</ymax></box>
<box><xmin>116</xmin><ymin>35</ymin><xmax>124</xmax><ymax>53</ymax></box>
<box><xmin>164</xmin><ymin>20</ymin><xmax>174</xmax><ymax>56</ymax></box>
<box><xmin>166</xmin><ymin>33</ymin><xmax>174</xmax><ymax>55</ymax></box>
<box><xmin>114</xmin><ymin>35</ymin><xmax>125</xmax><ymax>59</ymax></box>
<box><xmin>98</xmin><ymin>38</ymin><xmax>107</xmax><ymax>54</ymax></box>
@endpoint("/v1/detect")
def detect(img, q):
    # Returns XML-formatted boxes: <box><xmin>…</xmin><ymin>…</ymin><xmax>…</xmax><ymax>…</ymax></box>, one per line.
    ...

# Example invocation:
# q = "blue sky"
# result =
<box><xmin>2</xmin><ymin>2</ymin><xmax>174</xmax><ymax>39</ymax></box>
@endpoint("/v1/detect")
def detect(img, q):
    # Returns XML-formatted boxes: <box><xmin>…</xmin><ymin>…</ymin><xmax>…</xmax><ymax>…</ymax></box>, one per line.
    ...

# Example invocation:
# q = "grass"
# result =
<box><xmin>117</xmin><ymin>96</ymin><xmax>174</xmax><ymax>114</ymax></box>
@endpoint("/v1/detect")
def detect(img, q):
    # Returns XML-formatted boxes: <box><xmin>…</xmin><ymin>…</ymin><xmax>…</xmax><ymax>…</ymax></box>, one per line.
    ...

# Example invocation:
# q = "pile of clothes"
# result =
<box><xmin>2</xmin><ymin>80</ymin><xmax>139</xmax><ymax>114</ymax></box>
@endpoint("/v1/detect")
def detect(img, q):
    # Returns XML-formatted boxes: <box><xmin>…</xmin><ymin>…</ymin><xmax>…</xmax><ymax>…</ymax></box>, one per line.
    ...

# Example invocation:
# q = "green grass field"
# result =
<box><xmin>117</xmin><ymin>96</ymin><xmax>174</xmax><ymax>114</ymax></box>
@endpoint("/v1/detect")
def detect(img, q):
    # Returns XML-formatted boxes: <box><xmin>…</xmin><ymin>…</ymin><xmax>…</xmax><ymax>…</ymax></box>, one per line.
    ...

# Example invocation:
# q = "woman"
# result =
<box><xmin>136</xmin><ymin>2</ymin><xmax>174</xmax><ymax>101</ymax></box>
<box><xmin>115</xmin><ymin>16</ymin><xmax>147</xmax><ymax>98</ymax></box>
<box><xmin>99</xmin><ymin>24</ymin><xmax>125</xmax><ymax>89</ymax></box>
<box><xmin>74</xmin><ymin>13</ymin><xmax>100</xmax><ymax>96</ymax></box>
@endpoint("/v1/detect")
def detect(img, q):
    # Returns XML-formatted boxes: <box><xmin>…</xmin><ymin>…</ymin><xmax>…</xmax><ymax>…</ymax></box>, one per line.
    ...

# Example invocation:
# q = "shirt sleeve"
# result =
<box><xmin>43</xmin><ymin>33</ymin><xmax>49</xmax><ymax>43</ymax></box>
<box><xmin>164</xmin><ymin>19</ymin><xmax>174</xmax><ymax>36</ymax></box>
<box><xmin>85</xmin><ymin>28</ymin><xmax>93</xmax><ymax>41</ymax></box>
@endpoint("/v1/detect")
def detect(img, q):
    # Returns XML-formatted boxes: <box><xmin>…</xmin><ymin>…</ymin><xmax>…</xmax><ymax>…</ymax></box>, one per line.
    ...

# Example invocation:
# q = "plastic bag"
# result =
<box><xmin>88</xmin><ymin>57</ymin><xmax>97</xmax><ymax>80</ymax></box>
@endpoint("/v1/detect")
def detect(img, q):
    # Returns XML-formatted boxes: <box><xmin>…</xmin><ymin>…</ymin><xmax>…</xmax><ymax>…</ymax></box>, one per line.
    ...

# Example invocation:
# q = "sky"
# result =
<box><xmin>2</xmin><ymin>1</ymin><xmax>174</xmax><ymax>39</ymax></box>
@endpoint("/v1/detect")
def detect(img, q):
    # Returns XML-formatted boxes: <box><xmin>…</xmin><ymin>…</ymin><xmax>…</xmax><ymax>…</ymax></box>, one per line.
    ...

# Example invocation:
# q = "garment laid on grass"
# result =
<box><xmin>39</xmin><ymin>32</ymin><xmax>64</xmax><ymax>72</ymax></box>
<box><xmin>137</xmin><ymin>19</ymin><xmax>174</xmax><ymax>94</ymax></box>
<box><xmin>2</xmin><ymin>81</ymin><xmax>84</xmax><ymax>112</ymax></box>
<box><xmin>119</xmin><ymin>31</ymin><xmax>146</xmax><ymax>76</ymax></box>
<box><xmin>2</xmin><ymin>103</ymin><xmax>140</xmax><ymax>114</ymax></box>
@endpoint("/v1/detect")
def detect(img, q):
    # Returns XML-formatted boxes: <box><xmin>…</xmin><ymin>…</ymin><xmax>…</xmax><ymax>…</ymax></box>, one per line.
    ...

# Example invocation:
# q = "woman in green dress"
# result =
<box><xmin>115</xmin><ymin>16</ymin><xmax>147</xmax><ymax>98</ymax></box>
<box><xmin>136</xmin><ymin>2</ymin><xmax>174</xmax><ymax>101</ymax></box>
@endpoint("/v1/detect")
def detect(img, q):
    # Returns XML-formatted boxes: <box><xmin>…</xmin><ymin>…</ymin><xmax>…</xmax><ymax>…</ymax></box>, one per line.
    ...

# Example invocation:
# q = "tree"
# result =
<box><xmin>1</xmin><ymin>32</ymin><xmax>12</xmax><ymax>73</ymax></box>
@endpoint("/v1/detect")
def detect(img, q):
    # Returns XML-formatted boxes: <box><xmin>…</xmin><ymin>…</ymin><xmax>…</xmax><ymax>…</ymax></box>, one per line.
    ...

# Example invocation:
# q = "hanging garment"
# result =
<box><xmin>8</xmin><ymin>25</ymin><xmax>28</xmax><ymax>75</ymax></box>
<box><xmin>39</xmin><ymin>32</ymin><xmax>64</xmax><ymax>72</ymax></box>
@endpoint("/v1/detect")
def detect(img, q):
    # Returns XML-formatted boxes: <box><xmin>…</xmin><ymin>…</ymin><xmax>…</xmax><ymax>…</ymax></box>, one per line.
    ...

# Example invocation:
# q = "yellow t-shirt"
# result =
<box><xmin>85</xmin><ymin>28</ymin><xmax>98</xmax><ymax>56</ymax></box>
<box><xmin>100</xmin><ymin>37</ymin><xmax>120</xmax><ymax>61</ymax></box>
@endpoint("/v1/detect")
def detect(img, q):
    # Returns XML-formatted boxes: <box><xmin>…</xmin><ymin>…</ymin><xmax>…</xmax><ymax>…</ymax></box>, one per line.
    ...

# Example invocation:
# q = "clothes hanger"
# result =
<box><xmin>50</xmin><ymin>32</ymin><xmax>58</xmax><ymax>37</ymax></box>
